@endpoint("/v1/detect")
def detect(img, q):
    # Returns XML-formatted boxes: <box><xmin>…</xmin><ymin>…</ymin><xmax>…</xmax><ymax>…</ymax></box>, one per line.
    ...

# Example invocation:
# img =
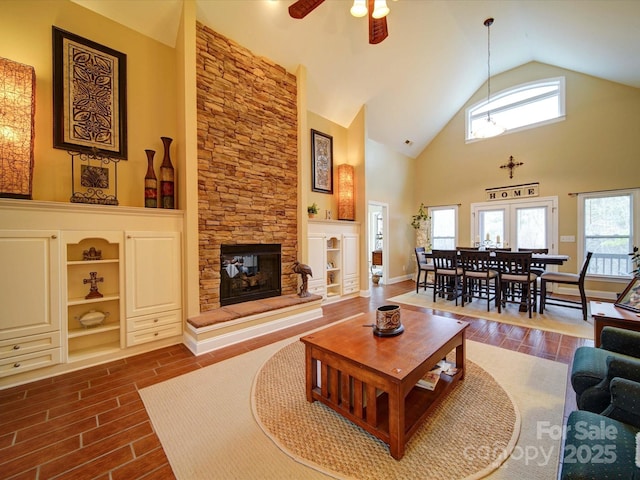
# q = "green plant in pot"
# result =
<box><xmin>307</xmin><ymin>203</ymin><xmax>318</xmax><ymax>218</ymax></box>
<box><xmin>411</xmin><ymin>203</ymin><xmax>429</xmax><ymax>229</ymax></box>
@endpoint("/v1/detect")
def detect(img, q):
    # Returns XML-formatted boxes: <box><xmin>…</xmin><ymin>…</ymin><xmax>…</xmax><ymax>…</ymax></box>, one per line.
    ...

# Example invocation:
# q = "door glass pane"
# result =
<box><xmin>516</xmin><ymin>207</ymin><xmax>547</xmax><ymax>249</ymax></box>
<box><xmin>479</xmin><ymin>210</ymin><xmax>503</xmax><ymax>245</ymax></box>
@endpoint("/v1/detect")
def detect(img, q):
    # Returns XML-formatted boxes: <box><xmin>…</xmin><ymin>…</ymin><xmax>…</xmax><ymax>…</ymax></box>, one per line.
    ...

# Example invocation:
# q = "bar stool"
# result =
<box><xmin>432</xmin><ymin>249</ymin><xmax>463</xmax><ymax>305</ymax></box>
<box><xmin>414</xmin><ymin>247</ymin><xmax>435</xmax><ymax>293</ymax></box>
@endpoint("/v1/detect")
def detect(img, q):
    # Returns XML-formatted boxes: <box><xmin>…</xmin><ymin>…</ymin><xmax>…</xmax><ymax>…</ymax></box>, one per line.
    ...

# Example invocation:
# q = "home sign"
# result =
<box><xmin>485</xmin><ymin>183</ymin><xmax>539</xmax><ymax>201</ymax></box>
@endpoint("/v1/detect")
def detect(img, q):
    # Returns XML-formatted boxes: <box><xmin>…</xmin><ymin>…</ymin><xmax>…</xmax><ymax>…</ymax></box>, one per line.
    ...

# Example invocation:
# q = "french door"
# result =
<box><xmin>470</xmin><ymin>197</ymin><xmax>558</xmax><ymax>252</ymax></box>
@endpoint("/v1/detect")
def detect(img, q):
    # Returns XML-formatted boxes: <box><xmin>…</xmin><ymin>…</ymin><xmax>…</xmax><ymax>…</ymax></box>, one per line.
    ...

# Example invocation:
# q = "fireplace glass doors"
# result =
<box><xmin>220</xmin><ymin>244</ymin><xmax>281</xmax><ymax>306</ymax></box>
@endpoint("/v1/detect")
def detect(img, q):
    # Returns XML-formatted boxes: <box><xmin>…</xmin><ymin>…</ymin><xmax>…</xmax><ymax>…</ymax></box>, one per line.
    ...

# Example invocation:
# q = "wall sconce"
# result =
<box><xmin>0</xmin><ymin>57</ymin><xmax>35</xmax><ymax>199</ymax></box>
<box><xmin>337</xmin><ymin>164</ymin><xmax>355</xmax><ymax>221</ymax></box>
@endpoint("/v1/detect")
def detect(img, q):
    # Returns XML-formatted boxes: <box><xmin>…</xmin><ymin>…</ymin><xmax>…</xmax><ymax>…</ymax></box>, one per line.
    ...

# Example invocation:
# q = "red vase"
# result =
<box><xmin>144</xmin><ymin>149</ymin><xmax>157</xmax><ymax>208</ymax></box>
<box><xmin>160</xmin><ymin>137</ymin><xmax>175</xmax><ymax>209</ymax></box>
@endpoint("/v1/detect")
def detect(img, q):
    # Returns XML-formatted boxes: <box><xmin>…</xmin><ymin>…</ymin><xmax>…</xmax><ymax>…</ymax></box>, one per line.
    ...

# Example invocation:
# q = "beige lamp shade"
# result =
<box><xmin>337</xmin><ymin>164</ymin><xmax>355</xmax><ymax>221</ymax></box>
<box><xmin>0</xmin><ymin>57</ymin><xmax>35</xmax><ymax>198</ymax></box>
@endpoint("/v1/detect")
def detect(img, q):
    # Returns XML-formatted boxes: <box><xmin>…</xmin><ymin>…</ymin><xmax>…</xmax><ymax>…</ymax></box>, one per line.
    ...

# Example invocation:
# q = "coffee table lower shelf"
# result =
<box><xmin>309</xmin><ymin>371</ymin><xmax>461</xmax><ymax>447</ymax></box>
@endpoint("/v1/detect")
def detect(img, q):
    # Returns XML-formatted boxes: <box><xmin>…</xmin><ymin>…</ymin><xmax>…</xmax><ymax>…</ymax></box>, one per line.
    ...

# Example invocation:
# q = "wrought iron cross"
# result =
<box><xmin>500</xmin><ymin>155</ymin><xmax>524</xmax><ymax>179</ymax></box>
<box><xmin>83</xmin><ymin>271</ymin><xmax>104</xmax><ymax>299</ymax></box>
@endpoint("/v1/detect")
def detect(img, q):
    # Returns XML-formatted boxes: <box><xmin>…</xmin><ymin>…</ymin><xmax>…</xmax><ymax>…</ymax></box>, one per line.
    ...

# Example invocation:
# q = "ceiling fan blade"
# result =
<box><xmin>368</xmin><ymin>0</ymin><xmax>389</xmax><ymax>44</ymax></box>
<box><xmin>289</xmin><ymin>0</ymin><xmax>325</xmax><ymax>19</ymax></box>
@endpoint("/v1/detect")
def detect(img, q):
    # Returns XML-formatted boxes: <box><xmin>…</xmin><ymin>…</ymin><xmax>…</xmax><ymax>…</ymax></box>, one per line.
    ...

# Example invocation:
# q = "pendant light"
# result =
<box><xmin>473</xmin><ymin>17</ymin><xmax>506</xmax><ymax>139</ymax></box>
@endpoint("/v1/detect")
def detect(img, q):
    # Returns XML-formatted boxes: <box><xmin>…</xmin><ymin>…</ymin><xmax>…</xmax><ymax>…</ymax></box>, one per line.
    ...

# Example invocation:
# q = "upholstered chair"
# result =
<box><xmin>560</xmin><ymin>378</ymin><xmax>640</xmax><ymax>479</ymax></box>
<box><xmin>571</xmin><ymin>326</ymin><xmax>640</xmax><ymax>412</ymax></box>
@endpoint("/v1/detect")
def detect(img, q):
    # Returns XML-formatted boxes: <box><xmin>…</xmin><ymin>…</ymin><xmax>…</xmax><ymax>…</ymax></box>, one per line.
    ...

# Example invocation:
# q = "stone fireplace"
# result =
<box><xmin>196</xmin><ymin>23</ymin><xmax>299</xmax><ymax>312</ymax></box>
<box><xmin>220</xmin><ymin>244</ymin><xmax>282</xmax><ymax>306</ymax></box>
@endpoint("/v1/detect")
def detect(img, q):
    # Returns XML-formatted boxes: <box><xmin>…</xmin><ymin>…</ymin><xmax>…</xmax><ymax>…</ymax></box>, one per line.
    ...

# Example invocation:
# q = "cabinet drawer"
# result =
<box><xmin>308</xmin><ymin>285</ymin><xmax>326</xmax><ymax>296</ymax></box>
<box><xmin>126</xmin><ymin>322</ymin><xmax>182</xmax><ymax>347</ymax></box>
<box><xmin>343</xmin><ymin>278</ymin><xmax>359</xmax><ymax>294</ymax></box>
<box><xmin>127</xmin><ymin>310</ymin><xmax>181</xmax><ymax>332</ymax></box>
<box><xmin>0</xmin><ymin>348</ymin><xmax>62</xmax><ymax>378</ymax></box>
<box><xmin>0</xmin><ymin>332</ymin><xmax>61</xmax><ymax>360</ymax></box>
<box><xmin>343</xmin><ymin>285</ymin><xmax>360</xmax><ymax>295</ymax></box>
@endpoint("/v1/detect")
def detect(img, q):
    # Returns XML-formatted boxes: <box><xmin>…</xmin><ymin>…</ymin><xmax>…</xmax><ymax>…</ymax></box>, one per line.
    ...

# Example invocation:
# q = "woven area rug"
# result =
<box><xmin>252</xmin><ymin>341</ymin><xmax>519</xmax><ymax>480</ymax></box>
<box><xmin>140</xmin><ymin>327</ymin><xmax>567</xmax><ymax>479</ymax></box>
<box><xmin>388</xmin><ymin>290</ymin><xmax>593</xmax><ymax>339</ymax></box>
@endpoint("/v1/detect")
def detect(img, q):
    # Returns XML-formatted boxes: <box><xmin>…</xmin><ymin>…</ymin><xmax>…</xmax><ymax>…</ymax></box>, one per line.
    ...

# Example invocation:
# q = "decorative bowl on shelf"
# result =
<box><xmin>77</xmin><ymin>310</ymin><xmax>109</xmax><ymax>328</ymax></box>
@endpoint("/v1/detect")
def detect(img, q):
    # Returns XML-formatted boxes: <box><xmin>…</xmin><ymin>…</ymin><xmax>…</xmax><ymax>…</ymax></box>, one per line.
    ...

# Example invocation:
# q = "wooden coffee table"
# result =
<box><xmin>300</xmin><ymin>310</ymin><xmax>468</xmax><ymax>460</ymax></box>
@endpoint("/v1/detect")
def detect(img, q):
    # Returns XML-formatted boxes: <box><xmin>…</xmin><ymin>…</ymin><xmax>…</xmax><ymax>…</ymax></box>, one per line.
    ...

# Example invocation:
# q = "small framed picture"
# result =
<box><xmin>615</xmin><ymin>277</ymin><xmax>640</xmax><ymax>313</ymax></box>
<box><xmin>311</xmin><ymin>129</ymin><xmax>333</xmax><ymax>194</ymax></box>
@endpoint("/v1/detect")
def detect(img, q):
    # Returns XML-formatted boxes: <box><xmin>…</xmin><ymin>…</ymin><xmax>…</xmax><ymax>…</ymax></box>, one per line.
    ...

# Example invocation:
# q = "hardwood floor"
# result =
<box><xmin>0</xmin><ymin>280</ymin><xmax>592</xmax><ymax>479</ymax></box>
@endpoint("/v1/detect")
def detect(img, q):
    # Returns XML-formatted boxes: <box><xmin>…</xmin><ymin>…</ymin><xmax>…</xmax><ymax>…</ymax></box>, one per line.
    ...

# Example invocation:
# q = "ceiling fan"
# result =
<box><xmin>289</xmin><ymin>0</ymin><xmax>390</xmax><ymax>44</ymax></box>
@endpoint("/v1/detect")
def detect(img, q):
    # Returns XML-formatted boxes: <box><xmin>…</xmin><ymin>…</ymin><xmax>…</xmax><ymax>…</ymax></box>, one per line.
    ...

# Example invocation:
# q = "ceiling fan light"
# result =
<box><xmin>350</xmin><ymin>0</ymin><xmax>368</xmax><ymax>17</ymax></box>
<box><xmin>372</xmin><ymin>0</ymin><xmax>389</xmax><ymax>19</ymax></box>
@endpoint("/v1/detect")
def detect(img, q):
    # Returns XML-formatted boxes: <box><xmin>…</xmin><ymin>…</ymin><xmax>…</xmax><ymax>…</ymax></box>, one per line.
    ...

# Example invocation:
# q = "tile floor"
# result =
<box><xmin>0</xmin><ymin>280</ymin><xmax>593</xmax><ymax>479</ymax></box>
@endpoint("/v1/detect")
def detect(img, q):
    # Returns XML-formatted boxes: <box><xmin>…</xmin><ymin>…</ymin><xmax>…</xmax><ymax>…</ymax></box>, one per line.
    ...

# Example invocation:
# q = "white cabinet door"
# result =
<box><xmin>0</xmin><ymin>230</ymin><xmax>60</xmax><ymax>340</ymax></box>
<box><xmin>342</xmin><ymin>233</ymin><xmax>359</xmax><ymax>280</ymax></box>
<box><xmin>342</xmin><ymin>233</ymin><xmax>359</xmax><ymax>295</ymax></box>
<box><xmin>125</xmin><ymin>231</ymin><xmax>182</xmax><ymax>317</ymax></box>
<box><xmin>307</xmin><ymin>233</ymin><xmax>327</xmax><ymax>297</ymax></box>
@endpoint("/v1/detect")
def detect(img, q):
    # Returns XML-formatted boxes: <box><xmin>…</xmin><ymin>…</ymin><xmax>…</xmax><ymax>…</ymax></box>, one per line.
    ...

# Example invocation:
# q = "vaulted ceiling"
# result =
<box><xmin>73</xmin><ymin>0</ymin><xmax>640</xmax><ymax>158</ymax></box>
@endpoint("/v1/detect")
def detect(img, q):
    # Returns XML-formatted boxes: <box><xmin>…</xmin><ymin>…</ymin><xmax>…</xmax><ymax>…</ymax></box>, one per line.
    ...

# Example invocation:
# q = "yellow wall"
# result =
<box><xmin>414</xmin><ymin>62</ymin><xmax>640</xmax><ymax>294</ymax></box>
<box><xmin>1</xmin><ymin>0</ymin><xmax>179</xmax><ymax>207</ymax></box>
<box><xmin>366</xmin><ymin>138</ymin><xmax>416</xmax><ymax>279</ymax></box>
<box><xmin>306</xmin><ymin>112</ymin><xmax>348</xmax><ymax>220</ymax></box>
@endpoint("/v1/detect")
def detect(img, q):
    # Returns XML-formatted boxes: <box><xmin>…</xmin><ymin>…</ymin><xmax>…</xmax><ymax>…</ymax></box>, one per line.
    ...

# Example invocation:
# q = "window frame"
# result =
<box><xmin>465</xmin><ymin>77</ymin><xmax>566</xmax><ymax>142</ymax></box>
<box><xmin>577</xmin><ymin>188</ymin><xmax>639</xmax><ymax>282</ymax></box>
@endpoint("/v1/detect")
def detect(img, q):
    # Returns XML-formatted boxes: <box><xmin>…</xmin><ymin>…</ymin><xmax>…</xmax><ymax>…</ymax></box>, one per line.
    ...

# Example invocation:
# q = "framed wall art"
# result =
<box><xmin>615</xmin><ymin>277</ymin><xmax>640</xmax><ymax>313</ymax></box>
<box><xmin>311</xmin><ymin>129</ymin><xmax>333</xmax><ymax>194</ymax></box>
<box><xmin>52</xmin><ymin>27</ymin><xmax>128</xmax><ymax>159</ymax></box>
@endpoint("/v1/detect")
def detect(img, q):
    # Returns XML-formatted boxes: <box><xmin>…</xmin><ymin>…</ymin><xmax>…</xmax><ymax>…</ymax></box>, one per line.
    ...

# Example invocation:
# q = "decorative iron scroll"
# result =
<box><xmin>69</xmin><ymin>149</ymin><xmax>119</xmax><ymax>205</ymax></box>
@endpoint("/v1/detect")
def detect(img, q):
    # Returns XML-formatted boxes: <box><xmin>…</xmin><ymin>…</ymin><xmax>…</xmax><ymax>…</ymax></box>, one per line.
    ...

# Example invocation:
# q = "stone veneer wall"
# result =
<box><xmin>196</xmin><ymin>23</ymin><xmax>299</xmax><ymax>311</ymax></box>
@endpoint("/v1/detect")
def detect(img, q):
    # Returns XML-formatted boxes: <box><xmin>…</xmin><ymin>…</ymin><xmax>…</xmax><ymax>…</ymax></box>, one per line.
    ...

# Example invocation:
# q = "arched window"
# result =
<box><xmin>466</xmin><ymin>77</ymin><xmax>565</xmax><ymax>141</ymax></box>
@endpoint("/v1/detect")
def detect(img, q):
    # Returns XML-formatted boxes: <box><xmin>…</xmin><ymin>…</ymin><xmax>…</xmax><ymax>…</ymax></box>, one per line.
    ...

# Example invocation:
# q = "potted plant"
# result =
<box><xmin>307</xmin><ymin>203</ymin><xmax>318</xmax><ymax>218</ymax></box>
<box><xmin>411</xmin><ymin>203</ymin><xmax>429</xmax><ymax>229</ymax></box>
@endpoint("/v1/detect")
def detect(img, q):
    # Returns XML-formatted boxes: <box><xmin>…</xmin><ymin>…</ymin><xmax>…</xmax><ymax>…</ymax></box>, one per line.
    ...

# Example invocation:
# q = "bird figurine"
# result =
<box><xmin>292</xmin><ymin>261</ymin><xmax>313</xmax><ymax>297</ymax></box>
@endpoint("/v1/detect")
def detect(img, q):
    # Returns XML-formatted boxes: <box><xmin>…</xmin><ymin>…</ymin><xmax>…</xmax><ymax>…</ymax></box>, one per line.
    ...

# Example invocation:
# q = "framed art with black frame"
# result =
<box><xmin>615</xmin><ymin>277</ymin><xmax>640</xmax><ymax>313</ymax></box>
<box><xmin>52</xmin><ymin>27</ymin><xmax>128</xmax><ymax>159</ymax></box>
<box><xmin>311</xmin><ymin>129</ymin><xmax>333</xmax><ymax>194</ymax></box>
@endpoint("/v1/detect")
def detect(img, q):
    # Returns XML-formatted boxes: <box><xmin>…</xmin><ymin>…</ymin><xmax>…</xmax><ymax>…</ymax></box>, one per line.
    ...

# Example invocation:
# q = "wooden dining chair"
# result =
<box><xmin>539</xmin><ymin>252</ymin><xmax>593</xmax><ymax>321</ymax></box>
<box><xmin>459</xmin><ymin>250</ymin><xmax>499</xmax><ymax>311</ymax></box>
<box><xmin>518</xmin><ymin>248</ymin><xmax>549</xmax><ymax>277</ymax></box>
<box><xmin>496</xmin><ymin>251</ymin><xmax>537</xmax><ymax>318</ymax></box>
<box><xmin>414</xmin><ymin>247</ymin><xmax>435</xmax><ymax>293</ymax></box>
<box><xmin>431</xmin><ymin>249</ymin><xmax>463</xmax><ymax>305</ymax></box>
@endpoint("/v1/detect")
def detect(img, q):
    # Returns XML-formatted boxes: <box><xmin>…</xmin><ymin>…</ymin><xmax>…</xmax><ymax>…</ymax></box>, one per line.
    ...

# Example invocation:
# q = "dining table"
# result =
<box><xmin>420</xmin><ymin>250</ymin><xmax>570</xmax><ymax>312</ymax></box>
<box><xmin>420</xmin><ymin>250</ymin><xmax>569</xmax><ymax>266</ymax></box>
